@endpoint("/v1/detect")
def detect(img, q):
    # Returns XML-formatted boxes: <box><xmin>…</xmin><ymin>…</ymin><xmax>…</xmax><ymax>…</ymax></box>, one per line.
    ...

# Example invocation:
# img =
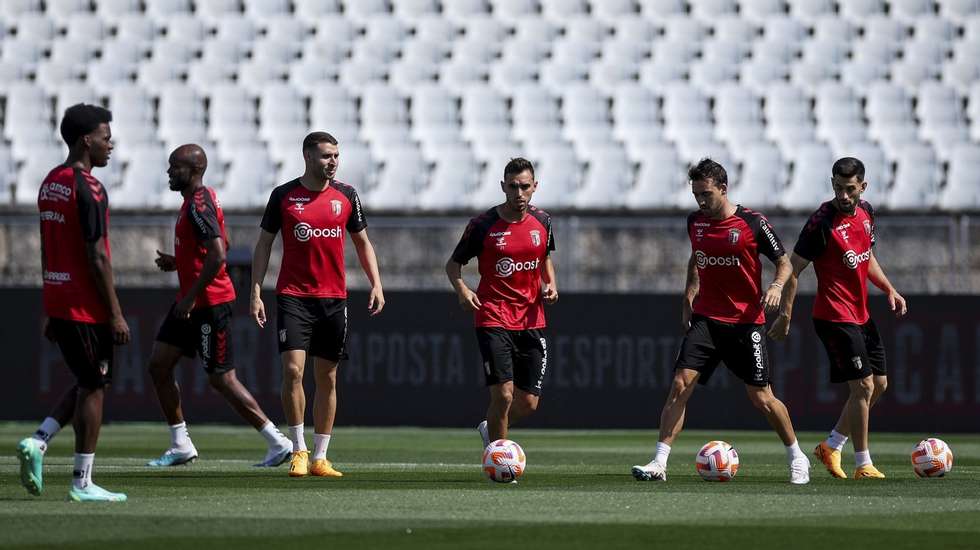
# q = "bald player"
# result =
<box><xmin>145</xmin><ymin>144</ymin><xmax>292</xmax><ymax>468</ymax></box>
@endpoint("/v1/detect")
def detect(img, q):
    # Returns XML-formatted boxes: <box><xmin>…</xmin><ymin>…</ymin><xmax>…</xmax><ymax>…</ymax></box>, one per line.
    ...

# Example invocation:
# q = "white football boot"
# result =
<box><xmin>631</xmin><ymin>461</ymin><xmax>667</xmax><ymax>481</ymax></box>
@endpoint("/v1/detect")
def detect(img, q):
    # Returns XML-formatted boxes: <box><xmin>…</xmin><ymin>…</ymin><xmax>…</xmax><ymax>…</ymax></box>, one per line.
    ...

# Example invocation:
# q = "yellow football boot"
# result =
<box><xmin>288</xmin><ymin>450</ymin><xmax>309</xmax><ymax>477</ymax></box>
<box><xmin>853</xmin><ymin>464</ymin><xmax>886</xmax><ymax>479</ymax></box>
<box><xmin>813</xmin><ymin>442</ymin><xmax>847</xmax><ymax>479</ymax></box>
<box><xmin>310</xmin><ymin>458</ymin><xmax>343</xmax><ymax>478</ymax></box>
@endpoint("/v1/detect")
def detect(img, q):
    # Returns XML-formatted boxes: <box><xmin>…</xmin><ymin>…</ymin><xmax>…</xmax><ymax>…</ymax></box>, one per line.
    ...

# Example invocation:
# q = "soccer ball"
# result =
<box><xmin>911</xmin><ymin>438</ymin><xmax>953</xmax><ymax>478</ymax></box>
<box><xmin>695</xmin><ymin>440</ymin><xmax>740</xmax><ymax>482</ymax></box>
<box><xmin>482</xmin><ymin>439</ymin><xmax>526</xmax><ymax>483</ymax></box>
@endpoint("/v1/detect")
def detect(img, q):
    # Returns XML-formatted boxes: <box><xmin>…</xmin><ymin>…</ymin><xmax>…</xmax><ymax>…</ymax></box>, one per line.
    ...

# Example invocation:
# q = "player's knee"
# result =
<box><xmin>874</xmin><ymin>377</ymin><xmax>888</xmax><ymax>395</ymax></box>
<box><xmin>519</xmin><ymin>394</ymin><xmax>539</xmax><ymax>413</ymax></box>
<box><xmin>851</xmin><ymin>377</ymin><xmax>874</xmax><ymax>400</ymax></box>
<box><xmin>147</xmin><ymin>357</ymin><xmax>172</xmax><ymax>378</ymax></box>
<box><xmin>669</xmin><ymin>374</ymin><xmax>693</xmax><ymax>400</ymax></box>
<box><xmin>490</xmin><ymin>385</ymin><xmax>515</xmax><ymax>407</ymax></box>
<box><xmin>282</xmin><ymin>362</ymin><xmax>304</xmax><ymax>384</ymax></box>
<box><xmin>207</xmin><ymin>370</ymin><xmax>234</xmax><ymax>391</ymax></box>
<box><xmin>749</xmin><ymin>393</ymin><xmax>775</xmax><ymax>413</ymax></box>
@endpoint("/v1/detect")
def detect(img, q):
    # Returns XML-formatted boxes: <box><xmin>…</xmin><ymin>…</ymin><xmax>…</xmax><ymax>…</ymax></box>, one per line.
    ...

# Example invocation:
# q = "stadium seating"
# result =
<box><xmin>0</xmin><ymin>0</ymin><xmax>977</xmax><ymax>211</ymax></box>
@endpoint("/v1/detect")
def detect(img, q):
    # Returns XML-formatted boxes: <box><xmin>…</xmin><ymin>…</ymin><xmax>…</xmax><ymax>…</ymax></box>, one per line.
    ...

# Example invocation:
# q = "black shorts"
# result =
<box><xmin>813</xmin><ymin>318</ymin><xmax>887</xmax><ymax>383</ymax></box>
<box><xmin>675</xmin><ymin>315</ymin><xmax>770</xmax><ymax>387</ymax></box>
<box><xmin>276</xmin><ymin>295</ymin><xmax>348</xmax><ymax>361</ymax></box>
<box><xmin>156</xmin><ymin>301</ymin><xmax>235</xmax><ymax>374</ymax></box>
<box><xmin>476</xmin><ymin>327</ymin><xmax>548</xmax><ymax>396</ymax></box>
<box><xmin>47</xmin><ymin>317</ymin><xmax>113</xmax><ymax>389</ymax></box>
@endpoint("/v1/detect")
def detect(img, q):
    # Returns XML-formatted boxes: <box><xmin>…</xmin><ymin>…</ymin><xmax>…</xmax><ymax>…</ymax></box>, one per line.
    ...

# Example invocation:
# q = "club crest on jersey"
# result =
<box><xmin>331</xmin><ymin>199</ymin><xmax>343</xmax><ymax>217</ymax></box>
<box><xmin>728</xmin><ymin>228</ymin><xmax>741</xmax><ymax>244</ymax></box>
<box><xmin>863</xmin><ymin>220</ymin><xmax>872</xmax><ymax>236</ymax></box>
<box><xmin>530</xmin><ymin>230</ymin><xmax>541</xmax><ymax>247</ymax></box>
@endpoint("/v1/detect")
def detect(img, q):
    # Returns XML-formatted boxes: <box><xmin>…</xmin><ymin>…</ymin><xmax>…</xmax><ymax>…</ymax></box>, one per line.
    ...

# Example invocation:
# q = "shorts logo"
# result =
<box><xmin>728</xmin><ymin>228</ymin><xmax>740</xmax><ymax>244</ymax></box>
<box><xmin>280</xmin><ymin>329</ymin><xmax>287</xmax><ymax>343</ymax></box>
<box><xmin>851</xmin><ymin>356</ymin><xmax>863</xmax><ymax>370</ymax></box>
<box><xmin>536</xmin><ymin>337</ymin><xmax>548</xmax><ymax>389</ymax></box>
<box><xmin>294</xmin><ymin>222</ymin><xmax>342</xmax><ymax>242</ymax></box>
<box><xmin>483</xmin><ymin>360</ymin><xmax>491</xmax><ymax>376</ymax></box>
<box><xmin>495</xmin><ymin>257</ymin><xmax>540</xmax><ymax>277</ymax></box>
<box><xmin>530</xmin><ymin>230</ymin><xmax>541</xmax><ymax>247</ymax></box>
<box><xmin>752</xmin><ymin>339</ymin><xmax>764</xmax><ymax>380</ymax></box>
<box><xmin>843</xmin><ymin>249</ymin><xmax>872</xmax><ymax>269</ymax></box>
<box><xmin>201</xmin><ymin>324</ymin><xmax>211</xmax><ymax>335</ymax></box>
<box><xmin>695</xmin><ymin>250</ymin><xmax>740</xmax><ymax>268</ymax></box>
<box><xmin>750</xmin><ymin>331</ymin><xmax>762</xmax><ymax>343</ymax></box>
<box><xmin>98</xmin><ymin>360</ymin><xmax>108</xmax><ymax>376</ymax></box>
<box><xmin>331</xmin><ymin>199</ymin><xmax>342</xmax><ymax>217</ymax></box>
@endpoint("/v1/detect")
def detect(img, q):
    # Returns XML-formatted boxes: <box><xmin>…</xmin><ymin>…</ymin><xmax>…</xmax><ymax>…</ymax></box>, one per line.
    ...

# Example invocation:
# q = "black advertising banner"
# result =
<box><xmin>1</xmin><ymin>289</ymin><xmax>976</xmax><ymax>432</ymax></box>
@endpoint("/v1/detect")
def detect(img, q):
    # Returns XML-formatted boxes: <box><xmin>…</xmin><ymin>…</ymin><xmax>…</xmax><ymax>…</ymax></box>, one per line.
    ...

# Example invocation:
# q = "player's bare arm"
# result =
<box><xmin>155</xmin><ymin>249</ymin><xmax>177</xmax><ymax>272</ymax></box>
<box><xmin>868</xmin><ymin>251</ymin><xmax>907</xmax><ymax>317</ymax></box>
<box><xmin>541</xmin><ymin>256</ymin><xmax>558</xmax><ymax>305</ymax></box>
<box><xmin>762</xmin><ymin>254</ymin><xmax>792</xmax><ymax>314</ymax></box>
<box><xmin>768</xmin><ymin>253</ymin><xmax>811</xmax><ymax>341</ymax></box>
<box><xmin>445</xmin><ymin>259</ymin><xmax>481</xmax><ymax>311</ymax></box>
<box><xmin>173</xmin><ymin>237</ymin><xmax>226</xmax><ymax>319</ymax></box>
<box><xmin>682</xmin><ymin>252</ymin><xmax>699</xmax><ymax>332</ymax></box>
<box><xmin>351</xmin><ymin>228</ymin><xmax>385</xmax><ymax>316</ymax></box>
<box><xmin>85</xmin><ymin>236</ymin><xmax>130</xmax><ymax>344</ymax></box>
<box><xmin>250</xmin><ymin>229</ymin><xmax>276</xmax><ymax>328</ymax></box>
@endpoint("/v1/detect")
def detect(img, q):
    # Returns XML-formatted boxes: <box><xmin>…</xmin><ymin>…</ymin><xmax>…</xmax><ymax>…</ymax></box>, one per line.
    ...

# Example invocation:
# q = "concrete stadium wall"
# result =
<box><xmin>1</xmin><ymin>212</ymin><xmax>979</xmax><ymax>293</ymax></box>
<box><xmin>1</xmin><ymin>289</ymin><xmax>977</xmax><ymax>432</ymax></box>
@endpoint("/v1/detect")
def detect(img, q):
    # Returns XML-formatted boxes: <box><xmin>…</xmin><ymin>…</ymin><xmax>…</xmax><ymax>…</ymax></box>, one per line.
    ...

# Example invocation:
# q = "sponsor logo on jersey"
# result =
<box><xmin>43</xmin><ymin>270</ymin><xmax>71</xmax><ymax>283</ymax></box>
<box><xmin>294</xmin><ymin>223</ymin><xmax>342</xmax><ymax>242</ymax></box>
<box><xmin>292</xmin><ymin>202</ymin><xmax>305</xmax><ymax>213</ymax></box>
<box><xmin>836</xmin><ymin>222</ymin><xmax>851</xmax><ymax>241</ymax></box>
<box><xmin>843</xmin><ymin>248</ymin><xmax>872</xmax><ymax>269</ymax></box>
<box><xmin>495</xmin><ymin>257</ymin><xmax>540</xmax><ymax>277</ymax></box>
<box><xmin>331</xmin><ymin>199</ymin><xmax>342</xmax><ymax>217</ymax></box>
<box><xmin>530</xmin><ymin>230</ymin><xmax>541</xmax><ymax>246</ymax></box>
<box><xmin>695</xmin><ymin>250</ymin><xmax>740</xmax><ymax>268</ymax></box>
<box><xmin>288</xmin><ymin>196</ymin><xmax>311</xmax><ymax>202</ymax></box>
<box><xmin>728</xmin><ymin>228</ymin><xmax>740</xmax><ymax>244</ymax></box>
<box><xmin>39</xmin><ymin>210</ymin><xmax>65</xmax><ymax>223</ymax></box>
<box><xmin>39</xmin><ymin>181</ymin><xmax>73</xmax><ymax>202</ymax></box>
<box><xmin>495</xmin><ymin>236</ymin><xmax>507</xmax><ymax>248</ymax></box>
<box><xmin>758</xmin><ymin>218</ymin><xmax>781</xmax><ymax>253</ymax></box>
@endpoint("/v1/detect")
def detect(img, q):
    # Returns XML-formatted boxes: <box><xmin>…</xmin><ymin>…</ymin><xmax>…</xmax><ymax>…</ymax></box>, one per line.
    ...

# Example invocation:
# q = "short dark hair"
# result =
<box><xmin>303</xmin><ymin>131</ymin><xmax>338</xmax><ymax>150</ymax></box>
<box><xmin>60</xmin><ymin>103</ymin><xmax>112</xmax><ymax>147</ymax></box>
<box><xmin>832</xmin><ymin>157</ymin><xmax>865</xmax><ymax>181</ymax></box>
<box><xmin>688</xmin><ymin>157</ymin><xmax>727</xmax><ymax>187</ymax></box>
<box><xmin>504</xmin><ymin>157</ymin><xmax>535</xmax><ymax>179</ymax></box>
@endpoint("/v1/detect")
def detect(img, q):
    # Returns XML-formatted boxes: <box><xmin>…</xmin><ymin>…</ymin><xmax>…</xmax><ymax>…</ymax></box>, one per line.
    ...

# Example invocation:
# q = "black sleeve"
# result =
<box><xmin>74</xmin><ymin>170</ymin><xmax>106</xmax><ymax>243</ymax></box>
<box><xmin>686</xmin><ymin>212</ymin><xmax>696</xmax><ymax>240</ymax></box>
<box><xmin>345</xmin><ymin>186</ymin><xmax>368</xmax><ymax>234</ymax></box>
<box><xmin>863</xmin><ymin>201</ymin><xmax>877</xmax><ymax>247</ymax></box>
<box><xmin>753</xmin><ymin>215</ymin><xmax>786</xmax><ymax>262</ymax></box>
<box><xmin>793</xmin><ymin>216</ymin><xmax>829</xmax><ymax>261</ymax></box>
<box><xmin>450</xmin><ymin>220</ymin><xmax>485</xmax><ymax>265</ymax></box>
<box><xmin>259</xmin><ymin>187</ymin><xmax>282</xmax><ymax>234</ymax></box>
<box><xmin>546</xmin><ymin>215</ymin><xmax>556</xmax><ymax>254</ymax></box>
<box><xmin>189</xmin><ymin>194</ymin><xmax>222</xmax><ymax>241</ymax></box>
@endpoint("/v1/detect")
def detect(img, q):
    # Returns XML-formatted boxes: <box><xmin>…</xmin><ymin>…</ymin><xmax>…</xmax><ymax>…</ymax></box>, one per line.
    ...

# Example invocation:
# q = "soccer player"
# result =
<box><xmin>631</xmin><ymin>158</ymin><xmax>811</xmax><ymax>485</ymax></box>
<box><xmin>145</xmin><ymin>144</ymin><xmax>292</xmax><ymax>468</ymax></box>
<box><xmin>16</xmin><ymin>104</ymin><xmax>130</xmax><ymax>501</ymax></box>
<box><xmin>250</xmin><ymin>132</ymin><xmax>384</xmax><ymax>478</ymax></box>
<box><xmin>768</xmin><ymin>157</ymin><xmax>907</xmax><ymax>479</ymax></box>
<box><xmin>445</xmin><ymin>158</ymin><xmax>558</xmax><ymax>450</ymax></box>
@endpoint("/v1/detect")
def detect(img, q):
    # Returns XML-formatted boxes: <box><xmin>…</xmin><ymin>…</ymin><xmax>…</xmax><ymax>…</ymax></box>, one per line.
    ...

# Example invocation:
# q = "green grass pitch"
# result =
<box><xmin>1</xmin><ymin>423</ymin><xmax>978</xmax><ymax>549</ymax></box>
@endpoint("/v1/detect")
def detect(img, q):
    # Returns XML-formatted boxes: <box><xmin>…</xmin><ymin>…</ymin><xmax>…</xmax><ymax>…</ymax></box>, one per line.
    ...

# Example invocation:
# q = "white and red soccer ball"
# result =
<box><xmin>911</xmin><ymin>438</ymin><xmax>953</xmax><ymax>478</ymax></box>
<box><xmin>483</xmin><ymin>439</ymin><xmax>526</xmax><ymax>483</ymax></box>
<box><xmin>696</xmin><ymin>440</ymin><xmax>740</xmax><ymax>482</ymax></box>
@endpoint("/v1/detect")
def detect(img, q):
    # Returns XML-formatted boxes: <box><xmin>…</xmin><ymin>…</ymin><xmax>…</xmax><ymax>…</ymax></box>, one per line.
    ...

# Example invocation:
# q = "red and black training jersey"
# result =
<box><xmin>174</xmin><ymin>186</ymin><xmax>236</xmax><ymax>307</ymax></box>
<box><xmin>38</xmin><ymin>165</ymin><xmax>111</xmax><ymax>323</ymax></box>
<box><xmin>794</xmin><ymin>200</ymin><xmax>876</xmax><ymax>324</ymax></box>
<box><xmin>260</xmin><ymin>179</ymin><xmax>367</xmax><ymax>298</ymax></box>
<box><xmin>688</xmin><ymin>206</ymin><xmax>785</xmax><ymax>324</ymax></box>
<box><xmin>451</xmin><ymin>206</ymin><xmax>555</xmax><ymax>330</ymax></box>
